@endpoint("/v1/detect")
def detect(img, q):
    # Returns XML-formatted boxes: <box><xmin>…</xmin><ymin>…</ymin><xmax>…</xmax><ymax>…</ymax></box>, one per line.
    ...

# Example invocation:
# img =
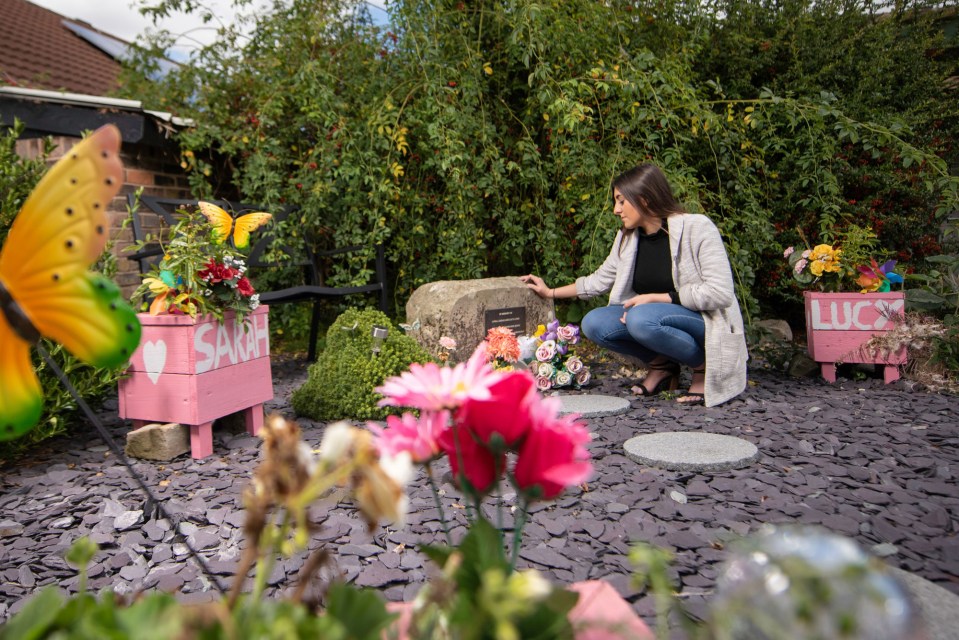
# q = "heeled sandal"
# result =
<box><xmin>631</xmin><ymin>361</ymin><xmax>680</xmax><ymax>396</ymax></box>
<box><xmin>677</xmin><ymin>366</ymin><xmax>706</xmax><ymax>405</ymax></box>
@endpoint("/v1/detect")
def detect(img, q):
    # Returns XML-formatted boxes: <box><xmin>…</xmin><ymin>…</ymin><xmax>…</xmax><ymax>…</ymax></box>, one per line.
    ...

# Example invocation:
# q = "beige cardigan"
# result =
<box><xmin>575</xmin><ymin>213</ymin><xmax>748</xmax><ymax>406</ymax></box>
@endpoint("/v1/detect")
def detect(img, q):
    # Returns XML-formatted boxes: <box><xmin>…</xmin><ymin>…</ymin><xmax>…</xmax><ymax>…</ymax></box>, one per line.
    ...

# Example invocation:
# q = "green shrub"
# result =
<box><xmin>291</xmin><ymin>308</ymin><xmax>433</xmax><ymax>421</ymax></box>
<box><xmin>0</xmin><ymin>123</ymin><xmax>126</xmax><ymax>460</ymax></box>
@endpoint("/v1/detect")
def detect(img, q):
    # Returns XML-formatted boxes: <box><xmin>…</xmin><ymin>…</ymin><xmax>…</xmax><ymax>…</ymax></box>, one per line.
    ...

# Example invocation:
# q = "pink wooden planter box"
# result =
<box><xmin>804</xmin><ymin>291</ymin><xmax>906</xmax><ymax>384</ymax></box>
<box><xmin>118</xmin><ymin>306</ymin><xmax>273</xmax><ymax>459</ymax></box>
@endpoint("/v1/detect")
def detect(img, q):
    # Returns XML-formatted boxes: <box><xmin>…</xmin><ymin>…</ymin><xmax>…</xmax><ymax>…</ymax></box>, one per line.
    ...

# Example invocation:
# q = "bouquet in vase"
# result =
<box><xmin>526</xmin><ymin>320</ymin><xmax>591</xmax><ymax>391</ymax></box>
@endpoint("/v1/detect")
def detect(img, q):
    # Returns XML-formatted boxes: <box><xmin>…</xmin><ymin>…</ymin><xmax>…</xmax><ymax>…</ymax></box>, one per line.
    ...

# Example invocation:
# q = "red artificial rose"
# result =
<box><xmin>236</xmin><ymin>276</ymin><xmax>255</xmax><ymax>296</ymax></box>
<box><xmin>199</xmin><ymin>260</ymin><xmax>237</xmax><ymax>284</ymax></box>
<box><xmin>438</xmin><ymin>424</ymin><xmax>503</xmax><ymax>496</ymax></box>
<box><xmin>455</xmin><ymin>370</ymin><xmax>535</xmax><ymax>449</ymax></box>
<box><xmin>513</xmin><ymin>398</ymin><xmax>592</xmax><ymax>501</ymax></box>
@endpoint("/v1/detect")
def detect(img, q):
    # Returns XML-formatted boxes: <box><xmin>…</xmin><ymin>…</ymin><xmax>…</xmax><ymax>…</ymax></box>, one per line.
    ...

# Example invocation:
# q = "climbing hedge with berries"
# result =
<box><xmin>121</xmin><ymin>0</ymin><xmax>958</xmax><ymax>327</ymax></box>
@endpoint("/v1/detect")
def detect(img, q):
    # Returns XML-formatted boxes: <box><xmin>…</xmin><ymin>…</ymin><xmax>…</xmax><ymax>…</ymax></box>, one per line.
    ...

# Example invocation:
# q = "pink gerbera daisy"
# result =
<box><xmin>376</xmin><ymin>344</ymin><xmax>502</xmax><ymax>411</ymax></box>
<box><xmin>368</xmin><ymin>410</ymin><xmax>450</xmax><ymax>463</ymax></box>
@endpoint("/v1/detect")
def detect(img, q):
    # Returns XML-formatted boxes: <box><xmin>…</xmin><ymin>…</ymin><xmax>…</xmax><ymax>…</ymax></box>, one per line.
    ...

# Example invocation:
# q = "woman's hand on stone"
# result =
<box><xmin>520</xmin><ymin>274</ymin><xmax>549</xmax><ymax>298</ymax></box>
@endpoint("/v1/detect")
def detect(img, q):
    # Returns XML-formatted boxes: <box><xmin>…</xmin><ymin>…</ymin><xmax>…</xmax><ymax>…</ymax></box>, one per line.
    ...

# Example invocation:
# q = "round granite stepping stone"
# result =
<box><xmin>624</xmin><ymin>431</ymin><xmax>759</xmax><ymax>471</ymax></box>
<box><xmin>556</xmin><ymin>394</ymin><xmax>631</xmax><ymax>418</ymax></box>
<box><xmin>887</xmin><ymin>566</ymin><xmax>959</xmax><ymax>640</ymax></box>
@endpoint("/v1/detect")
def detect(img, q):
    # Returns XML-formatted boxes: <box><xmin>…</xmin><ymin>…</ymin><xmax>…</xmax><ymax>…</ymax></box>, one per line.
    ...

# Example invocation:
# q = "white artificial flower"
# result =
<box><xmin>536</xmin><ymin>361</ymin><xmax>555</xmax><ymax>378</ymax></box>
<box><xmin>317</xmin><ymin>421</ymin><xmax>355</xmax><ymax>463</ymax></box>
<box><xmin>518</xmin><ymin>335</ymin><xmax>538</xmax><ymax>362</ymax></box>
<box><xmin>510</xmin><ymin>569</ymin><xmax>552</xmax><ymax>601</ymax></box>
<box><xmin>380</xmin><ymin>450</ymin><xmax>415</xmax><ymax>487</ymax></box>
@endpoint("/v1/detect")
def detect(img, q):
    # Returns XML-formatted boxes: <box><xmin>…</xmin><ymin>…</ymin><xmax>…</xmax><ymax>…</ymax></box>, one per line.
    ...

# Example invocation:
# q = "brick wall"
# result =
<box><xmin>115</xmin><ymin>143</ymin><xmax>193</xmax><ymax>295</ymax></box>
<box><xmin>15</xmin><ymin>135</ymin><xmax>192</xmax><ymax>298</ymax></box>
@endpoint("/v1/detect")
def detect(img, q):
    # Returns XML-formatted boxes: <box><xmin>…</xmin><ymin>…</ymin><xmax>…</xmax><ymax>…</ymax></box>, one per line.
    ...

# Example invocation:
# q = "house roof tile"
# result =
<box><xmin>0</xmin><ymin>0</ymin><xmax>124</xmax><ymax>96</ymax></box>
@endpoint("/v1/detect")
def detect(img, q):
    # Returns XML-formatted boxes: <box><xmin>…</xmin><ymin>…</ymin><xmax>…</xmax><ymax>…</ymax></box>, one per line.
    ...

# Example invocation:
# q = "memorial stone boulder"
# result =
<box><xmin>405</xmin><ymin>277</ymin><xmax>554</xmax><ymax>362</ymax></box>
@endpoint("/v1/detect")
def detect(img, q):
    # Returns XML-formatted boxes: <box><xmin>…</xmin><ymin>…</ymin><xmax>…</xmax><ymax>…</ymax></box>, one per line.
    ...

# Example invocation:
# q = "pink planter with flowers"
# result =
<box><xmin>804</xmin><ymin>291</ymin><xmax>906</xmax><ymax>383</ymax></box>
<box><xmin>118</xmin><ymin>306</ymin><xmax>273</xmax><ymax>458</ymax></box>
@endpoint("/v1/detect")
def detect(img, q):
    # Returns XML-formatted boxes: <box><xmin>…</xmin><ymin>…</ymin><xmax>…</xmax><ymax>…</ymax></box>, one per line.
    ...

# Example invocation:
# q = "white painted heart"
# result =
<box><xmin>142</xmin><ymin>340</ymin><xmax>167</xmax><ymax>384</ymax></box>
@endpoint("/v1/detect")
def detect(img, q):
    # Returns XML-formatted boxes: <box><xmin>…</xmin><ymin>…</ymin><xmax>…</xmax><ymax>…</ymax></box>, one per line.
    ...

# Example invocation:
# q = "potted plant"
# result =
<box><xmin>785</xmin><ymin>224</ymin><xmax>906</xmax><ymax>383</ymax></box>
<box><xmin>119</xmin><ymin>205</ymin><xmax>273</xmax><ymax>458</ymax></box>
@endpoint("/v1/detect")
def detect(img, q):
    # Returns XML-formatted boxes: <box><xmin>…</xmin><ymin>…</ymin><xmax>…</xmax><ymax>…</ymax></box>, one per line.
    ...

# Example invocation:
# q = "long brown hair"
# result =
<box><xmin>612</xmin><ymin>164</ymin><xmax>684</xmax><ymax>252</ymax></box>
<box><xmin>612</xmin><ymin>163</ymin><xmax>684</xmax><ymax>221</ymax></box>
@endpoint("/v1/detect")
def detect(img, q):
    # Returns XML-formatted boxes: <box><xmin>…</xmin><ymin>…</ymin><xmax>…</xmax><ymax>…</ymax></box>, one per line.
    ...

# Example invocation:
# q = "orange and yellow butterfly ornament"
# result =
<box><xmin>0</xmin><ymin>124</ymin><xmax>142</xmax><ymax>441</ymax></box>
<box><xmin>0</xmin><ymin>125</ymin><xmax>228</xmax><ymax>593</ymax></box>
<box><xmin>197</xmin><ymin>201</ymin><xmax>272</xmax><ymax>249</ymax></box>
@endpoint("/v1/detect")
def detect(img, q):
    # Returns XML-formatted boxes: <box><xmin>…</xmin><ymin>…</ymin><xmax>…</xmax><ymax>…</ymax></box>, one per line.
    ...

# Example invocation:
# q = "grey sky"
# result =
<box><xmin>29</xmin><ymin>0</ymin><xmax>388</xmax><ymax>51</ymax></box>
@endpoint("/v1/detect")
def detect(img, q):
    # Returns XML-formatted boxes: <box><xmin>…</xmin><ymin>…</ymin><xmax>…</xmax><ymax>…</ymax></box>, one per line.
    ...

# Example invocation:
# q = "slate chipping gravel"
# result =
<box><xmin>1</xmin><ymin>354</ymin><xmax>957</xmax><ymax>631</ymax></box>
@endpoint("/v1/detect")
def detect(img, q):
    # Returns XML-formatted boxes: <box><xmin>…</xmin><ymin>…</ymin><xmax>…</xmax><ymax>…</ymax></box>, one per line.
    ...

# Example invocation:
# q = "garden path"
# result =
<box><xmin>1</xmin><ymin>355</ymin><xmax>957</xmax><ymax>633</ymax></box>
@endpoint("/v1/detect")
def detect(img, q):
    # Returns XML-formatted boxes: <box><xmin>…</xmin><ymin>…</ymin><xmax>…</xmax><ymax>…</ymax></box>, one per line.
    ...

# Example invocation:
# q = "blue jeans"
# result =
<box><xmin>581</xmin><ymin>304</ymin><xmax>705</xmax><ymax>366</ymax></box>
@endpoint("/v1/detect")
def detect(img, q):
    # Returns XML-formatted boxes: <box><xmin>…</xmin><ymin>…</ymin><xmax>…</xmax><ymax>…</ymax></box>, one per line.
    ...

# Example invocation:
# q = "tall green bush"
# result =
<box><xmin>121</xmin><ymin>0</ymin><xmax>959</xmax><ymax>326</ymax></box>
<box><xmin>0</xmin><ymin>123</ymin><xmax>127</xmax><ymax>458</ymax></box>
<box><xmin>680</xmin><ymin>0</ymin><xmax>958</xmax><ymax>310</ymax></box>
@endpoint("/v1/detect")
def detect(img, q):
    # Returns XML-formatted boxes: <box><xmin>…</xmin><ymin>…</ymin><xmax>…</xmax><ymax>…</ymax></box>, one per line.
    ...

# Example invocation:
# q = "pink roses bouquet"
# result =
<box><xmin>369</xmin><ymin>344</ymin><xmax>592</xmax><ymax>553</ymax></box>
<box><xmin>527</xmin><ymin>320</ymin><xmax>591</xmax><ymax>391</ymax></box>
<box><xmin>368</xmin><ymin>349</ymin><xmax>593</xmax><ymax>638</ymax></box>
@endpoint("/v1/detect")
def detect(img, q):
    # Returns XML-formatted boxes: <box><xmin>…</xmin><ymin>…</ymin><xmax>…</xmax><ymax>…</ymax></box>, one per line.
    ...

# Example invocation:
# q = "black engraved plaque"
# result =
<box><xmin>484</xmin><ymin>306</ymin><xmax>526</xmax><ymax>335</ymax></box>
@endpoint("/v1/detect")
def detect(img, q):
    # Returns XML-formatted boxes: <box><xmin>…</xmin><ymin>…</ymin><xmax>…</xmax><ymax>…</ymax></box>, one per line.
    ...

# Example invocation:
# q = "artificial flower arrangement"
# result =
<box><xmin>129</xmin><ymin>204</ymin><xmax>270</xmax><ymax>323</ymax></box>
<box><xmin>370</xmin><ymin>344</ymin><xmax>594</xmax><ymax>638</ymax></box>
<box><xmin>525</xmin><ymin>320</ymin><xmax>591</xmax><ymax>391</ymax></box>
<box><xmin>437</xmin><ymin>335</ymin><xmax>457</xmax><ymax>364</ymax></box>
<box><xmin>483</xmin><ymin>326</ymin><xmax>521</xmax><ymax>370</ymax></box>
<box><xmin>784</xmin><ymin>224</ymin><xmax>903</xmax><ymax>294</ymax></box>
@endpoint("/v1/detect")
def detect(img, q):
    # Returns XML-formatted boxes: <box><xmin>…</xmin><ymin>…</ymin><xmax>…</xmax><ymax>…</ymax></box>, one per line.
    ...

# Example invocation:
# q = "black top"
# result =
<box><xmin>631</xmin><ymin>228</ymin><xmax>680</xmax><ymax>304</ymax></box>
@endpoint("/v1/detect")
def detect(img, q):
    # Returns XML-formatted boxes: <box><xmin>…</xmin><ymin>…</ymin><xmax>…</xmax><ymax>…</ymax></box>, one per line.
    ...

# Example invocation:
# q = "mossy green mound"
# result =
<box><xmin>291</xmin><ymin>308</ymin><xmax>433</xmax><ymax>421</ymax></box>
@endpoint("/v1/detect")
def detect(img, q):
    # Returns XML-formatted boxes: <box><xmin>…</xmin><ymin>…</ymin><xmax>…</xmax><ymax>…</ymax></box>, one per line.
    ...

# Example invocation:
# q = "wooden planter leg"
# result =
<box><xmin>883</xmin><ymin>365</ymin><xmax>901</xmax><ymax>384</ymax></box>
<box><xmin>820</xmin><ymin>362</ymin><xmax>837</xmax><ymax>383</ymax></box>
<box><xmin>243</xmin><ymin>404</ymin><xmax>264</xmax><ymax>437</ymax></box>
<box><xmin>189</xmin><ymin>421</ymin><xmax>215</xmax><ymax>459</ymax></box>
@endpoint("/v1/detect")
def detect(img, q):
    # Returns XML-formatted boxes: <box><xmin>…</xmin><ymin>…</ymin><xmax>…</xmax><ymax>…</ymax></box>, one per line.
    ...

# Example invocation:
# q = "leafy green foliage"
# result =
<box><xmin>415</xmin><ymin>519</ymin><xmax>578</xmax><ymax>640</ymax></box>
<box><xmin>119</xmin><ymin>0</ymin><xmax>959</xmax><ymax>328</ymax></box>
<box><xmin>906</xmin><ymin>218</ymin><xmax>959</xmax><ymax>372</ymax></box>
<box><xmin>0</xmin><ymin>587</ymin><xmax>183</xmax><ymax>640</ymax></box>
<box><xmin>291</xmin><ymin>308</ymin><xmax>433</xmax><ymax>420</ymax></box>
<box><xmin>324</xmin><ymin>582</ymin><xmax>397</xmax><ymax>639</ymax></box>
<box><xmin>0</xmin><ymin>536</ymin><xmax>396</xmax><ymax>640</ymax></box>
<box><xmin>0</xmin><ymin>121</ymin><xmax>53</xmax><ymax>246</ymax></box>
<box><xmin>0</xmin><ymin>124</ymin><xmax>126</xmax><ymax>459</ymax></box>
<box><xmin>1</xmin><ymin>582</ymin><xmax>398</xmax><ymax>640</ymax></box>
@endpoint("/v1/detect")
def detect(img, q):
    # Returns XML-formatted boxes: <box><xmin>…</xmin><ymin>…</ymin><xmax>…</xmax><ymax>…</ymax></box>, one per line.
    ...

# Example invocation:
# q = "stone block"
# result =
<box><xmin>405</xmin><ymin>277</ymin><xmax>554</xmax><ymax>362</ymax></box>
<box><xmin>125</xmin><ymin>422</ymin><xmax>190</xmax><ymax>461</ymax></box>
<box><xmin>788</xmin><ymin>352</ymin><xmax>820</xmax><ymax>378</ymax></box>
<box><xmin>755</xmin><ymin>318</ymin><xmax>793</xmax><ymax>343</ymax></box>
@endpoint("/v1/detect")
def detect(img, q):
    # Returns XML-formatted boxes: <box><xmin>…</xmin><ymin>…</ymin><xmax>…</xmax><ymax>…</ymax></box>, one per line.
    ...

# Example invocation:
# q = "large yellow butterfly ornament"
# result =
<box><xmin>0</xmin><ymin>125</ymin><xmax>141</xmax><ymax>440</ymax></box>
<box><xmin>197</xmin><ymin>201</ymin><xmax>272</xmax><ymax>249</ymax></box>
